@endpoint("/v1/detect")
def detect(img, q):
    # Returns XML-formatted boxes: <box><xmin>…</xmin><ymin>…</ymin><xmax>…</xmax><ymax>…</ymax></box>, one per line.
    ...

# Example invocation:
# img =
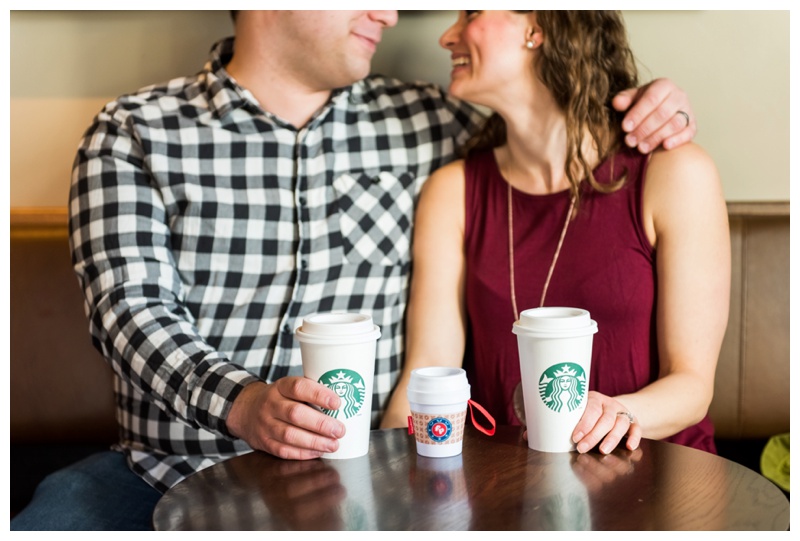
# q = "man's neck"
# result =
<box><xmin>225</xmin><ymin>41</ymin><xmax>333</xmax><ymax>129</ymax></box>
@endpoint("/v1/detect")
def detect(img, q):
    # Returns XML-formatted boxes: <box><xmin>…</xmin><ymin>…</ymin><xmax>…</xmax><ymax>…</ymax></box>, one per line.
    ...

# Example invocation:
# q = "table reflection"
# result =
<box><xmin>153</xmin><ymin>427</ymin><xmax>789</xmax><ymax>531</ymax></box>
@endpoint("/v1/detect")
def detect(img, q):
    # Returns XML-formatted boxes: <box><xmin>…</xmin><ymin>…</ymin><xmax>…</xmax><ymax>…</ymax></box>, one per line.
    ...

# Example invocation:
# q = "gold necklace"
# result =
<box><xmin>508</xmin><ymin>182</ymin><xmax>576</xmax><ymax>321</ymax></box>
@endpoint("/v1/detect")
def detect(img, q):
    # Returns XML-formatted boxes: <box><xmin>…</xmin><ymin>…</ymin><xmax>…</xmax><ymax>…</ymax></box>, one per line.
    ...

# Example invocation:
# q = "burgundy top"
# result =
<box><xmin>463</xmin><ymin>147</ymin><xmax>716</xmax><ymax>453</ymax></box>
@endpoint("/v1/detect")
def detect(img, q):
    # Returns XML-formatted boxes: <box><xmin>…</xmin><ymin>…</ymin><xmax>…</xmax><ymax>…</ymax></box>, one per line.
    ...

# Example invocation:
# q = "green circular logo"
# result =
<box><xmin>318</xmin><ymin>369</ymin><xmax>366</xmax><ymax>419</ymax></box>
<box><xmin>538</xmin><ymin>363</ymin><xmax>587</xmax><ymax>413</ymax></box>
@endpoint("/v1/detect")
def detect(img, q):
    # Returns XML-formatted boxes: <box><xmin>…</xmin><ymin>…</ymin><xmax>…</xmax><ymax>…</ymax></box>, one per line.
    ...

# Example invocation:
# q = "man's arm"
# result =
<box><xmin>446</xmin><ymin>77</ymin><xmax>697</xmax><ymax>155</ymax></box>
<box><xmin>69</xmin><ymin>105</ymin><xmax>343</xmax><ymax>459</ymax></box>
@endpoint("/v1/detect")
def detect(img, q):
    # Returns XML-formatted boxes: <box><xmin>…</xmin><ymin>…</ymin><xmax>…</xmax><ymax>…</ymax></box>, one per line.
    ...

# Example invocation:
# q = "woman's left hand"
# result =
<box><xmin>572</xmin><ymin>391</ymin><xmax>642</xmax><ymax>454</ymax></box>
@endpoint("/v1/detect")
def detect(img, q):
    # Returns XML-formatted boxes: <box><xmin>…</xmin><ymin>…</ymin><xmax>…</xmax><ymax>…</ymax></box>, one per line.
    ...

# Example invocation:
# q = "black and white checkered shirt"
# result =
<box><xmin>69</xmin><ymin>37</ymin><xmax>484</xmax><ymax>492</ymax></box>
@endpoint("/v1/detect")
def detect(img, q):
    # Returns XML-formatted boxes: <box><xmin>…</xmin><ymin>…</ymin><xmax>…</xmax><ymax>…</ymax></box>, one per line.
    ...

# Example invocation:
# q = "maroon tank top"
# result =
<box><xmin>463</xmin><ymin>147</ymin><xmax>715</xmax><ymax>453</ymax></box>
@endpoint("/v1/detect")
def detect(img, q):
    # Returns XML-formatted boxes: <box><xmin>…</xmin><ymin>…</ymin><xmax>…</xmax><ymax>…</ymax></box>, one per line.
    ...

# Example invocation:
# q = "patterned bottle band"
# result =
<box><xmin>410</xmin><ymin>411</ymin><xmax>468</xmax><ymax>445</ymax></box>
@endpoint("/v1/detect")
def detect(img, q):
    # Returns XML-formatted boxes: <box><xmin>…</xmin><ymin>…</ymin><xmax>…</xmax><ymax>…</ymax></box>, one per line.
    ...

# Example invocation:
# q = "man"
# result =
<box><xmin>12</xmin><ymin>10</ymin><xmax>697</xmax><ymax>530</ymax></box>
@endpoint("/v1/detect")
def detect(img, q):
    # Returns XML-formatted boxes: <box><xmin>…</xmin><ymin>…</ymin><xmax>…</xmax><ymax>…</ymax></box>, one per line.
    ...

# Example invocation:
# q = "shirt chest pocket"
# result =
<box><xmin>332</xmin><ymin>171</ymin><xmax>416</xmax><ymax>266</ymax></box>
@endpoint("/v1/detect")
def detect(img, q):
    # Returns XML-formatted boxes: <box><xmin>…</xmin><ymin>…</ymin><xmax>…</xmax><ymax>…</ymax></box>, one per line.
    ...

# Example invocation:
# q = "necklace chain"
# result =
<box><xmin>508</xmin><ymin>183</ymin><xmax>576</xmax><ymax>321</ymax></box>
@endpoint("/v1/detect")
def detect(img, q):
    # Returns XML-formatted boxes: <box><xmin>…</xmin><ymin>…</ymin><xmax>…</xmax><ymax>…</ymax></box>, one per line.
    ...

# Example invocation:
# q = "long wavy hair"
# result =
<box><xmin>462</xmin><ymin>11</ymin><xmax>639</xmax><ymax>211</ymax></box>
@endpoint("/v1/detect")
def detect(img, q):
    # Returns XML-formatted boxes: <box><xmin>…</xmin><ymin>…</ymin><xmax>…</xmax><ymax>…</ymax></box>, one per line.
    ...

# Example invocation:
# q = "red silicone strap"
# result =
<box><xmin>468</xmin><ymin>399</ymin><xmax>496</xmax><ymax>436</ymax></box>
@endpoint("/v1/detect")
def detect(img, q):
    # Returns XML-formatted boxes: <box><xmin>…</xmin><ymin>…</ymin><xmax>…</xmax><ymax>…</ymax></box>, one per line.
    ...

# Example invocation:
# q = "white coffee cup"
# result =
<box><xmin>407</xmin><ymin>367</ymin><xmax>471</xmax><ymax>458</ymax></box>
<box><xmin>295</xmin><ymin>312</ymin><xmax>381</xmax><ymax>459</ymax></box>
<box><xmin>512</xmin><ymin>307</ymin><xmax>598</xmax><ymax>453</ymax></box>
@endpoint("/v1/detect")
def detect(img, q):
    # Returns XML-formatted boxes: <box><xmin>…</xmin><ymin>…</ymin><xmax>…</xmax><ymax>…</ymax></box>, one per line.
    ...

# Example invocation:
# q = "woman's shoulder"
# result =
<box><xmin>643</xmin><ymin>143</ymin><xmax>721</xmax><ymax>205</ymax></box>
<box><xmin>646</xmin><ymin>143</ymin><xmax>718</xmax><ymax>187</ymax></box>
<box><xmin>425</xmin><ymin>147</ymin><xmax>498</xmax><ymax>191</ymax></box>
<box><xmin>425</xmin><ymin>158</ymin><xmax>467</xmax><ymax>188</ymax></box>
<box><xmin>643</xmin><ymin>142</ymin><xmax>724</xmax><ymax>237</ymax></box>
<box><xmin>419</xmin><ymin>159</ymin><xmax>467</xmax><ymax>205</ymax></box>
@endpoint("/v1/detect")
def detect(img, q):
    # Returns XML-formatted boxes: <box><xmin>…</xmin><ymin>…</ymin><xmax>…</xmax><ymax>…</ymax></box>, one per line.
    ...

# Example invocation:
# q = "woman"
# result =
<box><xmin>382</xmin><ymin>11</ymin><xmax>730</xmax><ymax>455</ymax></box>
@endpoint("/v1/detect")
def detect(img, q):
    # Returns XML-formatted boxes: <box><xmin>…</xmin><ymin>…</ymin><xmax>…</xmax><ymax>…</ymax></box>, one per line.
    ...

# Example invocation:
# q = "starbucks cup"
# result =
<box><xmin>295</xmin><ymin>312</ymin><xmax>381</xmax><ymax>459</ymax></box>
<box><xmin>407</xmin><ymin>367</ymin><xmax>471</xmax><ymax>458</ymax></box>
<box><xmin>512</xmin><ymin>307</ymin><xmax>598</xmax><ymax>453</ymax></box>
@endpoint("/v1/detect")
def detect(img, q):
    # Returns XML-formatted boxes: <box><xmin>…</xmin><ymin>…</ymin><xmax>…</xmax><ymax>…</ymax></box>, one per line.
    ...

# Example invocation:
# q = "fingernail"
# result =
<box><xmin>332</xmin><ymin>424</ymin><xmax>345</xmax><ymax>439</ymax></box>
<box><xmin>638</xmin><ymin>142</ymin><xmax>650</xmax><ymax>153</ymax></box>
<box><xmin>573</xmin><ymin>432</ymin><xmax>584</xmax><ymax>443</ymax></box>
<box><xmin>328</xmin><ymin>397</ymin><xmax>341</xmax><ymax>410</ymax></box>
<box><xmin>625</xmin><ymin>134</ymin><xmax>637</xmax><ymax>147</ymax></box>
<box><xmin>623</xmin><ymin>120</ymin><xmax>634</xmax><ymax>132</ymax></box>
<box><xmin>600</xmin><ymin>445</ymin><xmax>611</xmax><ymax>455</ymax></box>
<box><xmin>576</xmin><ymin>442</ymin><xmax>588</xmax><ymax>453</ymax></box>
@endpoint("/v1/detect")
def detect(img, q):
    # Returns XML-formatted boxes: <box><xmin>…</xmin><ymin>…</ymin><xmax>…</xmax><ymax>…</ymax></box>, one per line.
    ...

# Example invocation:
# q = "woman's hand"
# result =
<box><xmin>572</xmin><ymin>391</ymin><xmax>642</xmax><ymax>454</ymax></box>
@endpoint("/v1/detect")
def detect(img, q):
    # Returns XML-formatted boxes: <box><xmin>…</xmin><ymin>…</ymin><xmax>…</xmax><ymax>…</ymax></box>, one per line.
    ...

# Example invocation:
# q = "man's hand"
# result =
<box><xmin>227</xmin><ymin>378</ymin><xmax>346</xmax><ymax>460</ymax></box>
<box><xmin>613</xmin><ymin>77</ymin><xmax>696</xmax><ymax>154</ymax></box>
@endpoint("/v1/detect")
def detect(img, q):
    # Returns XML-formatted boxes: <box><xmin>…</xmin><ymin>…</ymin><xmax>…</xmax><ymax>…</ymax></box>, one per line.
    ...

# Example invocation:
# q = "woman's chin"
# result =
<box><xmin>448</xmin><ymin>83</ymin><xmax>477</xmax><ymax>104</ymax></box>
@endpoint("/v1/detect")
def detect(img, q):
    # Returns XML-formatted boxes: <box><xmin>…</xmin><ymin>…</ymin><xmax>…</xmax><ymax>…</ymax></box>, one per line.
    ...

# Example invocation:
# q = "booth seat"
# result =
<box><xmin>10</xmin><ymin>203</ymin><xmax>790</xmax><ymax>515</ymax></box>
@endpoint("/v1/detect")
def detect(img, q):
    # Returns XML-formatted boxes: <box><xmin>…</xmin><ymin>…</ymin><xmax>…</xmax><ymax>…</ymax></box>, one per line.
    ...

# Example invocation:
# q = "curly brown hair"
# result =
<box><xmin>462</xmin><ymin>11</ymin><xmax>639</xmax><ymax>210</ymax></box>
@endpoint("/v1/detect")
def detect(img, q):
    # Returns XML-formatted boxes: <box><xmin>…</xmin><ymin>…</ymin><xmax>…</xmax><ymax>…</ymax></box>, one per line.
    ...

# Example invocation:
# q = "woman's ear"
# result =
<box><xmin>525</xmin><ymin>11</ymin><xmax>543</xmax><ymax>48</ymax></box>
<box><xmin>525</xmin><ymin>23</ymin><xmax>543</xmax><ymax>50</ymax></box>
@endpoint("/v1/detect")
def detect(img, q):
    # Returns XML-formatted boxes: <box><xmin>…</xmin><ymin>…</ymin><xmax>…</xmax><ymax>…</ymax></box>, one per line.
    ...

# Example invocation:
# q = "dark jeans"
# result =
<box><xmin>10</xmin><ymin>450</ymin><xmax>161</xmax><ymax>531</ymax></box>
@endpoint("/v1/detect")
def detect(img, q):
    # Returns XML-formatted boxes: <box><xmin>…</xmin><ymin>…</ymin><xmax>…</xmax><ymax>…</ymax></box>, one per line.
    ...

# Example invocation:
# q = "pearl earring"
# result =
<box><xmin>526</xmin><ymin>39</ymin><xmax>535</xmax><ymax>49</ymax></box>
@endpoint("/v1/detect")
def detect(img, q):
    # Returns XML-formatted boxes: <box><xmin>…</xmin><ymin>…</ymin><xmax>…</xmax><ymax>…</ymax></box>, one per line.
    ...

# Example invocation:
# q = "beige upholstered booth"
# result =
<box><xmin>10</xmin><ymin>203</ymin><xmax>790</xmax><ymax>514</ymax></box>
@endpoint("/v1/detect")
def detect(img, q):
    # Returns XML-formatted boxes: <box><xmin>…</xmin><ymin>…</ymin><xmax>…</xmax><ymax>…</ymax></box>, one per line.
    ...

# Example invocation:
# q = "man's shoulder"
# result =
<box><xmin>357</xmin><ymin>75</ymin><xmax>474</xmax><ymax>112</ymax></box>
<box><xmin>353</xmin><ymin>75</ymin><xmax>485</xmax><ymax>140</ymax></box>
<box><xmin>361</xmin><ymin>74</ymin><xmax>444</xmax><ymax>95</ymax></box>
<box><xmin>101</xmin><ymin>72</ymin><xmax>207</xmax><ymax>118</ymax></box>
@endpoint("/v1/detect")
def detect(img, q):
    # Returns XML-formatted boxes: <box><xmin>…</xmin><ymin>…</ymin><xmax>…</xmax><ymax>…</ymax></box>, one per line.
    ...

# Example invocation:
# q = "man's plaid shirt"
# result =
<box><xmin>68</xmin><ymin>37</ymin><xmax>484</xmax><ymax>492</ymax></box>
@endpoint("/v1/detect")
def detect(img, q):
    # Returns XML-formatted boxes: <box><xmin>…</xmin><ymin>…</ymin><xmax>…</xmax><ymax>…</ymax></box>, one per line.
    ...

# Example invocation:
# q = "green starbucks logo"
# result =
<box><xmin>538</xmin><ymin>363</ymin><xmax>587</xmax><ymax>413</ymax></box>
<box><xmin>319</xmin><ymin>369</ymin><xmax>366</xmax><ymax>419</ymax></box>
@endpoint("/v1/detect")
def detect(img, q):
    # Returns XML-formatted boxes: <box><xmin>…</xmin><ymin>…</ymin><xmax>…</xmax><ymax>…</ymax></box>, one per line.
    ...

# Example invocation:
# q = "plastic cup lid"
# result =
<box><xmin>295</xmin><ymin>312</ymin><xmax>380</xmax><ymax>343</ymax></box>
<box><xmin>407</xmin><ymin>367</ymin><xmax>470</xmax><ymax>404</ymax></box>
<box><xmin>512</xmin><ymin>307</ymin><xmax>598</xmax><ymax>338</ymax></box>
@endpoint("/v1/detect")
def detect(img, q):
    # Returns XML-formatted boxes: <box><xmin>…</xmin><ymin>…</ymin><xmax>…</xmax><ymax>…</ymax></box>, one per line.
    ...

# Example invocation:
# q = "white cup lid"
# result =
<box><xmin>407</xmin><ymin>367</ymin><xmax>470</xmax><ymax>404</ymax></box>
<box><xmin>512</xmin><ymin>307</ymin><xmax>598</xmax><ymax>338</ymax></box>
<box><xmin>295</xmin><ymin>312</ymin><xmax>380</xmax><ymax>344</ymax></box>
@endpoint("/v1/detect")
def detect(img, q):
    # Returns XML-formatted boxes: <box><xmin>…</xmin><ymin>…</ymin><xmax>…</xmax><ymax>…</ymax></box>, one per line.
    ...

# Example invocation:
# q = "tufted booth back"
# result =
<box><xmin>9</xmin><ymin>204</ymin><xmax>790</xmax><ymax>445</ymax></box>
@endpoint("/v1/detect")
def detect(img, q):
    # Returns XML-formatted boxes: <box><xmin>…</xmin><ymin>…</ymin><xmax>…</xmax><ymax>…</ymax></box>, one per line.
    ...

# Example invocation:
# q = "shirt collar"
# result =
<box><xmin>202</xmin><ymin>37</ymin><xmax>368</xmax><ymax>127</ymax></box>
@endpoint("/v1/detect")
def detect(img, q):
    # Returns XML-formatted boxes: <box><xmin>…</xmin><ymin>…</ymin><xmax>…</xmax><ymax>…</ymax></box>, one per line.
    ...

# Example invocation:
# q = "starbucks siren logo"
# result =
<box><xmin>538</xmin><ymin>363</ymin><xmax>587</xmax><ymax>413</ymax></box>
<box><xmin>319</xmin><ymin>369</ymin><xmax>366</xmax><ymax>419</ymax></box>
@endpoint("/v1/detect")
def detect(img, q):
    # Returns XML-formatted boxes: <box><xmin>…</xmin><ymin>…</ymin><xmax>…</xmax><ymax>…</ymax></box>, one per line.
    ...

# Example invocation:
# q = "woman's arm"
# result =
<box><xmin>573</xmin><ymin>143</ymin><xmax>731</xmax><ymax>453</ymax></box>
<box><xmin>380</xmin><ymin>160</ymin><xmax>470</xmax><ymax>428</ymax></box>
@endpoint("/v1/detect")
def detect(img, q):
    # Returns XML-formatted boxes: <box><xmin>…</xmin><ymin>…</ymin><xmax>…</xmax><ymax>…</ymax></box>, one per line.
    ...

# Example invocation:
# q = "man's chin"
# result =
<box><xmin>335</xmin><ymin>65</ymin><xmax>372</xmax><ymax>88</ymax></box>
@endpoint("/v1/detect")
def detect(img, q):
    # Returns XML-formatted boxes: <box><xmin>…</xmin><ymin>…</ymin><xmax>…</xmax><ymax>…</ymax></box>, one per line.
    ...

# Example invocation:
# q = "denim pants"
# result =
<box><xmin>10</xmin><ymin>450</ymin><xmax>162</xmax><ymax>531</ymax></box>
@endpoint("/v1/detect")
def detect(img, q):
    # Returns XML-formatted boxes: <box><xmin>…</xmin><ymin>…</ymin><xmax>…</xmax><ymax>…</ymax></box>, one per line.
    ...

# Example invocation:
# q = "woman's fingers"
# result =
<box><xmin>573</xmin><ymin>391</ymin><xmax>639</xmax><ymax>454</ymax></box>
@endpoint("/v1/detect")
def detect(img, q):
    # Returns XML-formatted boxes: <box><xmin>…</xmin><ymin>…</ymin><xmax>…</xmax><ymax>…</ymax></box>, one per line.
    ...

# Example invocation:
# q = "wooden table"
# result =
<box><xmin>152</xmin><ymin>426</ymin><xmax>789</xmax><ymax>530</ymax></box>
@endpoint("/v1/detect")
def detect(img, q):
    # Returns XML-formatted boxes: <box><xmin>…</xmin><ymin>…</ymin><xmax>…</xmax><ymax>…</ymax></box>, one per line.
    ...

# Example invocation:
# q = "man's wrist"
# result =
<box><xmin>225</xmin><ymin>381</ymin><xmax>268</xmax><ymax>439</ymax></box>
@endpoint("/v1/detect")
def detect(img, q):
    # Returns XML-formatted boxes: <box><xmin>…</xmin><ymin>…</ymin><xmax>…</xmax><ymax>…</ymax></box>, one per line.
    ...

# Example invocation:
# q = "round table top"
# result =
<box><xmin>153</xmin><ymin>426</ymin><xmax>789</xmax><ymax>530</ymax></box>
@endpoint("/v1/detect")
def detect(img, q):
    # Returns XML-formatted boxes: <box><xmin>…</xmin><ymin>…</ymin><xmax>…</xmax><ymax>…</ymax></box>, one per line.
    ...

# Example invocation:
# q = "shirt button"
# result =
<box><xmin>283</xmin><ymin>324</ymin><xmax>291</xmax><ymax>334</ymax></box>
<box><xmin>299</xmin><ymin>197</ymin><xmax>307</xmax><ymax>206</ymax></box>
<box><xmin>300</xmin><ymin>259</ymin><xmax>308</xmax><ymax>269</ymax></box>
<box><xmin>371</xmin><ymin>175</ymin><xmax>381</xmax><ymax>184</ymax></box>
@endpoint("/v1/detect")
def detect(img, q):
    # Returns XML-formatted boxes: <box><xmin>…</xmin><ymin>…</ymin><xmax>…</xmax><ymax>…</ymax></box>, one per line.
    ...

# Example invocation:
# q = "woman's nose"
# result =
<box><xmin>439</xmin><ymin>21</ymin><xmax>461</xmax><ymax>50</ymax></box>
